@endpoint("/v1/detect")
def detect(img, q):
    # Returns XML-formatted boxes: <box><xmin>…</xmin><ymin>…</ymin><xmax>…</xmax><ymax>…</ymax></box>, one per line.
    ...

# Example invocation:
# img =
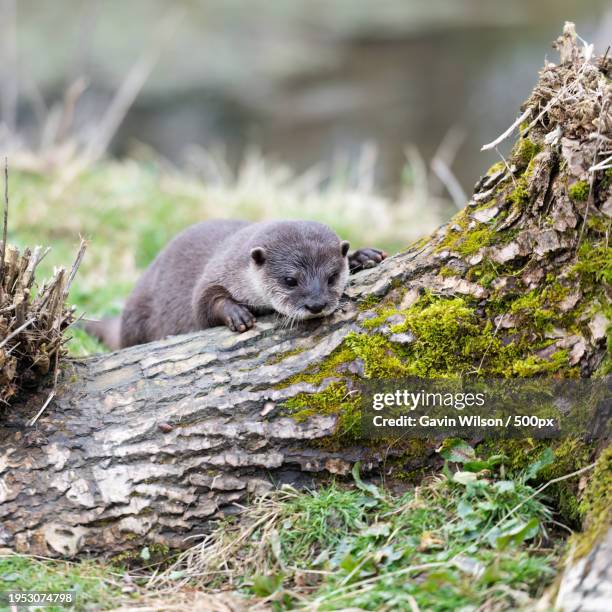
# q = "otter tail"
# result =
<box><xmin>82</xmin><ymin>317</ymin><xmax>122</xmax><ymax>351</ymax></box>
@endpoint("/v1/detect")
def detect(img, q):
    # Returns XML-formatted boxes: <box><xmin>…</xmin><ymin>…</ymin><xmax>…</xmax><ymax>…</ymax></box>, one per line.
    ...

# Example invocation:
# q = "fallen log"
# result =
<box><xmin>0</xmin><ymin>23</ymin><xmax>609</xmax><ymax>560</ymax></box>
<box><xmin>0</xmin><ymin>248</ymin><xmax>437</xmax><ymax>556</ymax></box>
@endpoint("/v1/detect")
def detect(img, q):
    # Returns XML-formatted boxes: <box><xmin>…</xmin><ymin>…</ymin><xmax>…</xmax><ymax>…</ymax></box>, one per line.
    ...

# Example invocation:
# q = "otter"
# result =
<box><xmin>85</xmin><ymin>219</ymin><xmax>387</xmax><ymax>350</ymax></box>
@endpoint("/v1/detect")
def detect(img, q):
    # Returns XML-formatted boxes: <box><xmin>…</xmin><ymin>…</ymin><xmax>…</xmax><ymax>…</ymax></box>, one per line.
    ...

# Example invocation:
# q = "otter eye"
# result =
<box><xmin>284</xmin><ymin>277</ymin><xmax>298</xmax><ymax>288</ymax></box>
<box><xmin>328</xmin><ymin>273</ymin><xmax>338</xmax><ymax>286</ymax></box>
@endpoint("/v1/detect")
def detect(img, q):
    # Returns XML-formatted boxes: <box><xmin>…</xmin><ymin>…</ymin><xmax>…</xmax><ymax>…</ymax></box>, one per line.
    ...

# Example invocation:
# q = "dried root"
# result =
<box><xmin>0</xmin><ymin>164</ymin><xmax>85</xmax><ymax>407</ymax></box>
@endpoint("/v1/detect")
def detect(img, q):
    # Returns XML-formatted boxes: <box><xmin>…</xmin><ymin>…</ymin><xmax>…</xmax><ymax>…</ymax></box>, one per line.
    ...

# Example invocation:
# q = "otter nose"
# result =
<box><xmin>305</xmin><ymin>301</ymin><xmax>327</xmax><ymax>314</ymax></box>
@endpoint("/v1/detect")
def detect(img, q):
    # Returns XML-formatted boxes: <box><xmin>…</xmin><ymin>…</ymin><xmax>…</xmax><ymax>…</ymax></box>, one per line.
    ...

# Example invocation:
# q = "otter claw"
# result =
<box><xmin>349</xmin><ymin>247</ymin><xmax>388</xmax><ymax>272</ymax></box>
<box><xmin>223</xmin><ymin>302</ymin><xmax>256</xmax><ymax>333</ymax></box>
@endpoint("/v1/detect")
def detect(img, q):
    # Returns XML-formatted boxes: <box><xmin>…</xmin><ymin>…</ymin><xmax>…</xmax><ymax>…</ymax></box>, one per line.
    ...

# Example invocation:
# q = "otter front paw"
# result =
<box><xmin>349</xmin><ymin>247</ymin><xmax>388</xmax><ymax>272</ymax></box>
<box><xmin>223</xmin><ymin>302</ymin><xmax>256</xmax><ymax>333</ymax></box>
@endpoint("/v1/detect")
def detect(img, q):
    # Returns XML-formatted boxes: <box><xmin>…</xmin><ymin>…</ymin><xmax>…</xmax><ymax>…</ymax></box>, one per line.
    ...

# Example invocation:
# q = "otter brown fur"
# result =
<box><xmin>86</xmin><ymin>219</ymin><xmax>386</xmax><ymax>350</ymax></box>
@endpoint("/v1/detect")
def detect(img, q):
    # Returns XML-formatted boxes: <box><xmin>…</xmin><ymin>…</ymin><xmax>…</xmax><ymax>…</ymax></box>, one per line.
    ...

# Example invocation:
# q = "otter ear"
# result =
<box><xmin>340</xmin><ymin>241</ymin><xmax>350</xmax><ymax>257</ymax></box>
<box><xmin>251</xmin><ymin>247</ymin><xmax>266</xmax><ymax>265</ymax></box>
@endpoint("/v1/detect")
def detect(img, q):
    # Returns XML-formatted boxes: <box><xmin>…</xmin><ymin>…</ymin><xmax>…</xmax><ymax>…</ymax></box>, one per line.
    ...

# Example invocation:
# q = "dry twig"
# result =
<box><xmin>0</xmin><ymin>163</ymin><xmax>86</xmax><ymax>407</ymax></box>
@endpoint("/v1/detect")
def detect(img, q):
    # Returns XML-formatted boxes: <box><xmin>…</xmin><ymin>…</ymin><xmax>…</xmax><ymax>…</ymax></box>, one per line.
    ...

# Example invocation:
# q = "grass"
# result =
<box><xmin>140</xmin><ymin>442</ymin><xmax>565</xmax><ymax>610</ymax></box>
<box><xmin>0</xmin><ymin>555</ymin><xmax>127</xmax><ymax>611</ymax></box>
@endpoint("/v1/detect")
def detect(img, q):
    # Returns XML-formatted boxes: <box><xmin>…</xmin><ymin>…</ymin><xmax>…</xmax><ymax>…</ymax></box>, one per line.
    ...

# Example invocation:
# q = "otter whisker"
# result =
<box><xmin>281</xmin><ymin>312</ymin><xmax>293</xmax><ymax>332</ymax></box>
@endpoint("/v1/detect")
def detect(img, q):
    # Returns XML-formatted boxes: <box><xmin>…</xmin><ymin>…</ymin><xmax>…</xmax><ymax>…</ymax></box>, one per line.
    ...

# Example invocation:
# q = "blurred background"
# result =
<box><xmin>0</xmin><ymin>0</ymin><xmax>610</xmax><ymax>352</ymax></box>
<box><xmin>3</xmin><ymin>0</ymin><xmax>610</xmax><ymax>191</ymax></box>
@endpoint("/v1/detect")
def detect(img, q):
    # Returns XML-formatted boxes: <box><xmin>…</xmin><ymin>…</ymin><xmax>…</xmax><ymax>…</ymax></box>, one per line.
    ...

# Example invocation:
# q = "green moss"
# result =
<box><xmin>279</xmin><ymin>344</ymin><xmax>356</xmax><ymax>388</ymax></box>
<box><xmin>386</xmin><ymin>448</ymin><xmax>432</xmax><ymax>481</ymax></box>
<box><xmin>276</xmin><ymin>341</ymin><xmax>371</xmax><ymax>443</ymax></box>
<box><xmin>486</xmin><ymin>161</ymin><xmax>506</xmax><ymax>175</ymax></box>
<box><xmin>572</xmin><ymin>241</ymin><xmax>612</xmax><ymax>285</ymax></box>
<box><xmin>148</xmin><ymin>542</ymin><xmax>171</xmax><ymax>556</ymax></box>
<box><xmin>509</xmin><ymin>290</ymin><xmax>544</xmax><ymax>312</ymax></box>
<box><xmin>479</xmin><ymin>272</ymin><xmax>497</xmax><ymax>288</ymax></box>
<box><xmin>358</xmin><ymin>294</ymin><xmax>383</xmax><ymax>311</ymax></box>
<box><xmin>360</xmin><ymin>312</ymin><xmax>392</xmax><ymax>330</ymax></box>
<box><xmin>568</xmin><ymin>180</ymin><xmax>590</xmax><ymax>202</ymax></box>
<box><xmin>406</xmin><ymin>235</ymin><xmax>430</xmax><ymax>251</ymax></box>
<box><xmin>508</xmin><ymin>176</ymin><xmax>530</xmax><ymax>207</ymax></box>
<box><xmin>467</xmin><ymin>264</ymin><xmax>497</xmax><ymax>288</ymax></box>
<box><xmin>344</xmin><ymin>332</ymin><xmax>409</xmax><ymax>378</ymax></box>
<box><xmin>439</xmin><ymin>265</ymin><xmax>457</xmax><ymax>278</ymax></box>
<box><xmin>509</xmin><ymin>351</ymin><xmax>569</xmax><ymax>376</ymax></box>
<box><xmin>466</xmin><ymin>258</ymin><xmax>515</xmax><ymax>287</ymax></box>
<box><xmin>265</xmin><ymin>345</ymin><xmax>307</xmax><ymax>365</ymax></box>
<box><xmin>504</xmin><ymin>140</ymin><xmax>544</xmax><ymax>208</ymax></box>
<box><xmin>596</xmin><ymin>318</ymin><xmax>612</xmax><ymax>376</ymax></box>
<box><xmin>389</xmin><ymin>293</ymin><xmax>570</xmax><ymax>377</ymax></box>
<box><xmin>112</xmin><ymin>541</ymin><xmax>173</xmax><ymax>566</ymax></box>
<box><xmin>299</xmin><ymin>289</ymin><xmax>580</xmax><ymax>392</ymax></box>
<box><xmin>546</xmin><ymin>282</ymin><xmax>571</xmax><ymax>304</ymax></box>
<box><xmin>111</xmin><ymin>549</ymin><xmax>140</xmax><ymax>563</ymax></box>
<box><xmin>573</xmin><ymin>444</ymin><xmax>612</xmax><ymax>557</ymax></box>
<box><xmin>586</xmin><ymin>215</ymin><xmax>611</xmax><ymax>233</ymax></box>
<box><xmin>279</xmin><ymin>334</ymin><xmax>418</xmax><ymax>447</ymax></box>
<box><xmin>284</xmin><ymin>382</ymin><xmax>361</xmax><ymax>443</ymax></box>
<box><xmin>389</xmin><ymin>296</ymin><xmax>485</xmax><ymax>376</ymax></box>
<box><xmin>456</xmin><ymin>226</ymin><xmax>496</xmax><ymax>256</ymax></box>
<box><xmin>600</xmin><ymin>167</ymin><xmax>612</xmax><ymax>190</ymax></box>
<box><xmin>489</xmin><ymin>277</ymin><xmax>590</xmax><ymax>345</ymax></box>
<box><xmin>513</xmin><ymin>137</ymin><xmax>542</xmax><ymax>166</ymax></box>
<box><xmin>281</xmin><ymin>325</ymin><xmax>465</xmax><ymax>446</ymax></box>
<box><xmin>510</xmin><ymin>289</ymin><xmax>556</xmax><ymax>331</ymax></box>
<box><xmin>369</xmin><ymin>296</ymin><xmax>519</xmax><ymax>376</ymax></box>
<box><xmin>435</xmin><ymin>212</ymin><xmax>496</xmax><ymax>256</ymax></box>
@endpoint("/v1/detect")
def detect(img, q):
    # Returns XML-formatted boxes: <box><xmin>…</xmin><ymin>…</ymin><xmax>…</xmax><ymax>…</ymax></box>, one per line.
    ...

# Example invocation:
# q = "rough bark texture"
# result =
<box><xmin>555</xmin><ymin>527</ymin><xmax>612</xmax><ymax>611</ymax></box>
<box><xmin>0</xmin><ymin>25</ymin><xmax>609</xmax><ymax>569</ymax></box>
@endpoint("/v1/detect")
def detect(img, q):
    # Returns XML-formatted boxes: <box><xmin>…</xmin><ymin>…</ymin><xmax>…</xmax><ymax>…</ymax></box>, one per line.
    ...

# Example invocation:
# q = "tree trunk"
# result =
<box><xmin>0</xmin><ymin>24</ymin><xmax>609</xmax><ymax>561</ymax></box>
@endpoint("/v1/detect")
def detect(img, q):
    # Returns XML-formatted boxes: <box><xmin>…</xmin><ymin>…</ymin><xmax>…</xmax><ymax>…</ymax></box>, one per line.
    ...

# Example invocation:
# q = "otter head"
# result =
<box><xmin>249</xmin><ymin>221</ymin><xmax>350</xmax><ymax>321</ymax></box>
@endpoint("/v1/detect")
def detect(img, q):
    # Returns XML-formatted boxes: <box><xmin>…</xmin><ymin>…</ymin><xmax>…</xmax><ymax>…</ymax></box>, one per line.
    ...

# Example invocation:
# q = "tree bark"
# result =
<box><xmin>554</xmin><ymin>527</ymin><xmax>612</xmax><ymax>611</ymax></box>
<box><xmin>0</xmin><ymin>24</ymin><xmax>609</xmax><ymax>561</ymax></box>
